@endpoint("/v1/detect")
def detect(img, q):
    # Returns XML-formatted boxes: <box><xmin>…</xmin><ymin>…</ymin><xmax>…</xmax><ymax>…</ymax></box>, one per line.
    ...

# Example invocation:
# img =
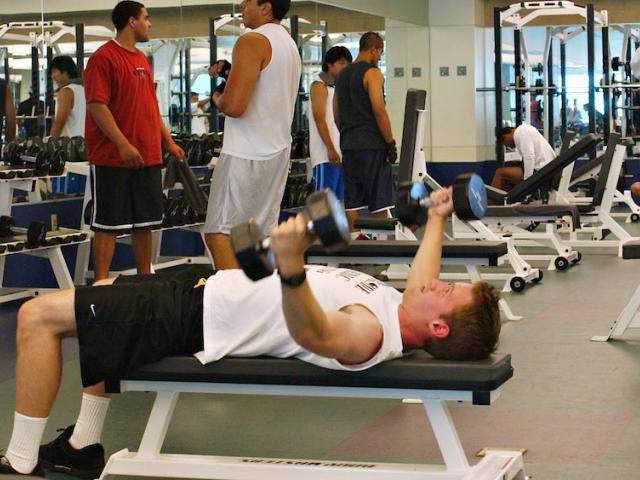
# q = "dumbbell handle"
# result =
<box><xmin>259</xmin><ymin>220</ymin><xmax>315</xmax><ymax>251</ymax></box>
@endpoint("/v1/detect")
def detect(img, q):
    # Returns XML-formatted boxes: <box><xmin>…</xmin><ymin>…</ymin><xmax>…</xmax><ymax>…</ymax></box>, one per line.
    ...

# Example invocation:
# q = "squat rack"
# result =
<box><xmin>490</xmin><ymin>2</ymin><xmax>608</xmax><ymax>165</ymax></box>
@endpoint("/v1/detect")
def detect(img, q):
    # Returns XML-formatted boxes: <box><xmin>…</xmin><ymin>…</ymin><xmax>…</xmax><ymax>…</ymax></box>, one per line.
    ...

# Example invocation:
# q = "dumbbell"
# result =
<box><xmin>71</xmin><ymin>136</ymin><xmax>87</xmax><ymax>162</ymax></box>
<box><xmin>0</xmin><ymin>216</ymin><xmax>46</xmax><ymax>248</ymax></box>
<box><xmin>4</xmin><ymin>142</ymin><xmax>66</xmax><ymax>176</ymax></box>
<box><xmin>231</xmin><ymin>189</ymin><xmax>350</xmax><ymax>281</ymax></box>
<box><xmin>0</xmin><ymin>215</ymin><xmax>15</xmax><ymax>237</ymax></box>
<box><xmin>395</xmin><ymin>173</ymin><xmax>488</xmax><ymax>226</ymax></box>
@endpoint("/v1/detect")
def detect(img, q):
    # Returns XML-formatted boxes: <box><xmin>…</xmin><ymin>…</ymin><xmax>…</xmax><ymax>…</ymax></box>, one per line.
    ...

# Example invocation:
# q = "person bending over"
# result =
<box><xmin>309</xmin><ymin>46</ymin><xmax>352</xmax><ymax>200</ymax></box>
<box><xmin>0</xmin><ymin>187</ymin><xmax>501</xmax><ymax>478</ymax></box>
<box><xmin>49</xmin><ymin>56</ymin><xmax>85</xmax><ymax>138</ymax></box>
<box><xmin>491</xmin><ymin>124</ymin><xmax>555</xmax><ymax>192</ymax></box>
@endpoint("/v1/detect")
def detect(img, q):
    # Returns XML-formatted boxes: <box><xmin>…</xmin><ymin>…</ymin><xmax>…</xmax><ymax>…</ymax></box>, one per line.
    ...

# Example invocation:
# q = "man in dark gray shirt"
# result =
<box><xmin>334</xmin><ymin>32</ymin><xmax>397</xmax><ymax>237</ymax></box>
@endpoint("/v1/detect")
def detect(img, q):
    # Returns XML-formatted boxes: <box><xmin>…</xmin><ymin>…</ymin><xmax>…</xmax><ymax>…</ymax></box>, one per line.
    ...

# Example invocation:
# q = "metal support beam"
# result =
<box><xmin>209</xmin><ymin>17</ymin><xmax>219</xmax><ymax>134</ymax></box>
<box><xmin>46</xmin><ymin>45</ymin><xmax>54</xmax><ymax>120</ymax></box>
<box><xmin>184</xmin><ymin>39</ymin><xmax>192</xmax><ymax>135</ymax></box>
<box><xmin>75</xmin><ymin>23</ymin><xmax>84</xmax><ymax>78</ymax></box>
<box><xmin>547</xmin><ymin>37</ymin><xmax>555</xmax><ymax>145</ymax></box>
<box><xmin>514</xmin><ymin>28</ymin><xmax>523</xmax><ymax>126</ymax></box>
<box><xmin>602</xmin><ymin>25</ymin><xmax>610</xmax><ymax>142</ymax></box>
<box><xmin>560</xmin><ymin>41</ymin><xmax>567</xmax><ymax>137</ymax></box>
<box><xmin>290</xmin><ymin>15</ymin><xmax>302</xmax><ymax>135</ymax></box>
<box><xmin>587</xmin><ymin>4</ymin><xmax>596</xmax><ymax>135</ymax></box>
<box><xmin>321</xmin><ymin>20</ymin><xmax>328</xmax><ymax>67</ymax></box>
<box><xmin>178</xmin><ymin>45</ymin><xmax>184</xmax><ymax>133</ymax></box>
<box><xmin>494</xmin><ymin>8</ymin><xmax>504</xmax><ymax>166</ymax></box>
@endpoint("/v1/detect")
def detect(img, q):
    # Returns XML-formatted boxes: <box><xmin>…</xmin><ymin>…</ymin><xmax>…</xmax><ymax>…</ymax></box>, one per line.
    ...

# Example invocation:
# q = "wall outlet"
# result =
<box><xmin>394</xmin><ymin>67</ymin><xmax>405</xmax><ymax>78</ymax></box>
<box><xmin>457</xmin><ymin>66</ymin><xmax>467</xmax><ymax>76</ymax></box>
<box><xmin>440</xmin><ymin>66</ymin><xmax>449</xmax><ymax>77</ymax></box>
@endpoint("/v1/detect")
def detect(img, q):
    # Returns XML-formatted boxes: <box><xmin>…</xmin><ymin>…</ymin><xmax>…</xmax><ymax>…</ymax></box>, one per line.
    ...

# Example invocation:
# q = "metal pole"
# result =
<box><xmin>46</xmin><ymin>45</ymin><xmax>54</xmax><ymax>121</ymax></box>
<box><xmin>514</xmin><ymin>28</ymin><xmax>523</xmax><ymax>126</ymax></box>
<box><xmin>602</xmin><ymin>24</ymin><xmax>610</xmax><ymax>142</ymax></box>
<box><xmin>185</xmin><ymin>39</ymin><xmax>192</xmax><ymax>135</ymax></box>
<box><xmin>587</xmin><ymin>4</ymin><xmax>596</xmax><ymax>134</ymax></box>
<box><xmin>75</xmin><ymin>24</ymin><xmax>84</xmax><ymax>78</ymax></box>
<box><xmin>494</xmin><ymin>7</ymin><xmax>504</xmax><ymax>166</ymax></box>
<box><xmin>321</xmin><ymin>20</ymin><xmax>328</xmax><ymax>67</ymax></box>
<box><xmin>547</xmin><ymin>38</ymin><xmax>555</xmax><ymax>145</ymax></box>
<box><xmin>209</xmin><ymin>17</ymin><xmax>218</xmax><ymax>134</ymax></box>
<box><xmin>3</xmin><ymin>48</ymin><xmax>9</xmax><ymax>83</ymax></box>
<box><xmin>560</xmin><ymin>41</ymin><xmax>567</xmax><ymax>137</ymax></box>
<box><xmin>290</xmin><ymin>15</ymin><xmax>302</xmax><ymax>134</ymax></box>
<box><xmin>178</xmin><ymin>43</ymin><xmax>184</xmax><ymax>133</ymax></box>
<box><xmin>31</xmin><ymin>46</ymin><xmax>40</xmax><ymax>103</ymax></box>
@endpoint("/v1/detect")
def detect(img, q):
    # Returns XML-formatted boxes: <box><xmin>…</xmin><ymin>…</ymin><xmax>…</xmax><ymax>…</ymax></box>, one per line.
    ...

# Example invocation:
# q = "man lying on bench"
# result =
<box><xmin>0</xmin><ymin>188</ymin><xmax>501</xmax><ymax>478</ymax></box>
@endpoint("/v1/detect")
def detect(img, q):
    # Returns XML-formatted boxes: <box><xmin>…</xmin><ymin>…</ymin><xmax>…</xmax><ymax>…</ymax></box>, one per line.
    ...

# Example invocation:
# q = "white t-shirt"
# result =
<box><xmin>309</xmin><ymin>75</ymin><xmax>341</xmax><ymax>168</ymax></box>
<box><xmin>195</xmin><ymin>265</ymin><xmax>404</xmax><ymax>371</ymax></box>
<box><xmin>191</xmin><ymin>102</ymin><xmax>207</xmax><ymax>135</ymax></box>
<box><xmin>58</xmin><ymin>83</ymin><xmax>86</xmax><ymax>138</ymax></box>
<box><xmin>514</xmin><ymin>123</ymin><xmax>556</xmax><ymax>179</ymax></box>
<box><xmin>222</xmin><ymin>23</ymin><xmax>302</xmax><ymax>161</ymax></box>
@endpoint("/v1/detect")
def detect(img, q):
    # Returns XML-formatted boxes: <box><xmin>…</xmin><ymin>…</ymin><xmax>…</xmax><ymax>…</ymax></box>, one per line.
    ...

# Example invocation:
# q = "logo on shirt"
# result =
<box><xmin>133</xmin><ymin>67</ymin><xmax>148</xmax><ymax>79</ymax></box>
<box><xmin>355</xmin><ymin>280</ymin><xmax>381</xmax><ymax>295</ymax></box>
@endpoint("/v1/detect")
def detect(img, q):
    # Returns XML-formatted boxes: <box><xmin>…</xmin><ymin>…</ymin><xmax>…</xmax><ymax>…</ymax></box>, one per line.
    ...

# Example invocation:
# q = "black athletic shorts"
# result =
<box><xmin>74</xmin><ymin>266</ymin><xmax>214</xmax><ymax>388</ymax></box>
<box><xmin>90</xmin><ymin>165</ymin><xmax>163</xmax><ymax>232</ymax></box>
<box><xmin>342</xmin><ymin>149</ymin><xmax>394</xmax><ymax>212</ymax></box>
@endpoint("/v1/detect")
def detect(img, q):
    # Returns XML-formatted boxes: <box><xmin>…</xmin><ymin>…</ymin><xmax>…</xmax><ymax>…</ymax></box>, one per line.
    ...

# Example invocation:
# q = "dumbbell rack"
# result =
<box><xmin>69</xmin><ymin>162</ymin><xmax>211</xmax><ymax>285</ymax></box>
<box><xmin>0</xmin><ymin>173</ymin><xmax>90</xmax><ymax>303</ymax></box>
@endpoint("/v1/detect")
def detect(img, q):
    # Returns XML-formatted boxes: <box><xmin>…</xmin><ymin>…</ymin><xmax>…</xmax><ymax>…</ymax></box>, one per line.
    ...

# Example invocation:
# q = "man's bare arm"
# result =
<box><xmin>212</xmin><ymin>33</ymin><xmax>269</xmax><ymax>118</ymax></box>
<box><xmin>403</xmin><ymin>188</ymin><xmax>453</xmax><ymax>298</ymax></box>
<box><xmin>49</xmin><ymin>88</ymin><xmax>73</xmax><ymax>137</ymax></box>
<box><xmin>364</xmin><ymin>68</ymin><xmax>394</xmax><ymax>144</ymax></box>
<box><xmin>5</xmin><ymin>87</ymin><xmax>16</xmax><ymax>141</ymax></box>
<box><xmin>271</xmin><ymin>214</ymin><xmax>382</xmax><ymax>363</ymax></box>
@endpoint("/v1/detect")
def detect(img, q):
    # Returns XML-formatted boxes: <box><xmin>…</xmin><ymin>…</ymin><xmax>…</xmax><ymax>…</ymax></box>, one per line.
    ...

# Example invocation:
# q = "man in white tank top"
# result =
<box><xmin>0</xmin><ymin>186</ymin><xmax>502</xmax><ymax>476</ymax></box>
<box><xmin>49</xmin><ymin>56</ymin><xmax>86</xmax><ymax>138</ymax></box>
<box><xmin>204</xmin><ymin>0</ymin><xmax>302</xmax><ymax>270</ymax></box>
<box><xmin>309</xmin><ymin>46</ymin><xmax>352</xmax><ymax>200</ymax></box>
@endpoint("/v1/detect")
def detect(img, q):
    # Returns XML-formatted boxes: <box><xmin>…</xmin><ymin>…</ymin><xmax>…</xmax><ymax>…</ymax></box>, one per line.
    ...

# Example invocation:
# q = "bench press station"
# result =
<box><xmin>100</xmin><ymin>353</ymin><xmax>526</xmax><ymax>480</ymax></box>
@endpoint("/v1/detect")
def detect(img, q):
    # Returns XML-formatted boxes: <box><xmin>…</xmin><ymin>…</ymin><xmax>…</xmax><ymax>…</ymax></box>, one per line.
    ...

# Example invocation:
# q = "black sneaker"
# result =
<box><xmin>38</xmin><ymin>425</ymin><xmax>105</xmax><ymax>479</ymax></box>
<box><xmin>0</xmin><ymin>455</ymin><xmax>45</xmax><ymax>477</ymax></box>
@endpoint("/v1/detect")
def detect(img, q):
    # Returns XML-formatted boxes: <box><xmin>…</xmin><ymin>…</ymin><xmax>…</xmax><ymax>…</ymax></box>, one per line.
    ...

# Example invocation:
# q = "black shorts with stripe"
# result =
<box><xmin>74</xmin><ymin>266</ymin><xmax>214</xmax><ymax>388</ymax></box>
<box><xmin>90</xmin><ymin>165</ymin><xmax>163</xmax><ymax>232</ymax></box>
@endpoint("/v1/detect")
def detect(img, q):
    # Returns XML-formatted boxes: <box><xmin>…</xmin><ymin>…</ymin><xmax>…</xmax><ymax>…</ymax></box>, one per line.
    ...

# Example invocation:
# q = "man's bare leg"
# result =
<box><xmin>491</xmin><ymin>167</ymin><xmax>524</xmax><ymax>191</ymax></box>
<box><xmin>205</xmin><ymin>233</ymin><xmax>239</xmax><ymax>270</ymax></box>
<box><xmin>131</xmin><ymin>228</ymin><xmax>153</xmax><ymax>275</ymax></box>
<box><xmin>631</xmin><ymin>182</ymin><xmax>640</xmax><ymax>202</ymax></box>
<box><xmin>92</xmin><ymin>231</ymin><xmax>117</xmax><ymax>282</ymax></box>
<box><xmin>4</xmin><ymin>290</ymin><xmax>77</xmax><ymax>473</ymax></box>
<box><xmin>346</xmin><ymin>209</ymin><xmax>361</xmax><ymax>233</ymax></box>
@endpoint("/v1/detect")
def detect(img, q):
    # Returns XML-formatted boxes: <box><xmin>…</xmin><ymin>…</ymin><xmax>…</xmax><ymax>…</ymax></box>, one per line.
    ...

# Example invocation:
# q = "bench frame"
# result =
<box><xmin>100</xmin><ymin>379</ymin><xmax>526</xmax><ymax>480</ymax></box>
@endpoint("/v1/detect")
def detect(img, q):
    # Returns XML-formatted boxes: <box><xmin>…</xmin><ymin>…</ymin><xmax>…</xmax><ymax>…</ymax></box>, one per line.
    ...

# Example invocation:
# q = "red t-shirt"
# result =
<box><xmin>84</xmin><ymin>40</ymin><xmax>161</xmax><ymax>167</ymax></box>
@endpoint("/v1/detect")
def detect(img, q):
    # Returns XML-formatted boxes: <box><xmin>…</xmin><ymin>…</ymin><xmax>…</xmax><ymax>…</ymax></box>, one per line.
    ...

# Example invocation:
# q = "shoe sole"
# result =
<box><xmin>40</xmin><ymin>459</ymin><xmax>103</xmax><ymax>479</ymax></box>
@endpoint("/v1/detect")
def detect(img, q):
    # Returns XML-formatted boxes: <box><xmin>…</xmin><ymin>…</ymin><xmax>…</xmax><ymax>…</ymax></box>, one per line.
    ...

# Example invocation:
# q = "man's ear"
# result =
<box><xmin>430</xmin><ymin>319</ymin><xmax>450</xmax><ymax>339</ymax></box>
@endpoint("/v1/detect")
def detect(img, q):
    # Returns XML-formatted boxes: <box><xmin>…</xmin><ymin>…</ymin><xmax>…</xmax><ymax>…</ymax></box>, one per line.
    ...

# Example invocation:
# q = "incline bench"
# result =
<box><xmin>100</xmin><ymin>353</ymin><xmax>525</xmax><ymax>480</ymax></box>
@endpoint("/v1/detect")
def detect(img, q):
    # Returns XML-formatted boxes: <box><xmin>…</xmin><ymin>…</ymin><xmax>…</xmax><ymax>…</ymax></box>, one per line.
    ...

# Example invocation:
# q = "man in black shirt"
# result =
<box><xmin>334</xmin><ymin>32</ymin><xmax>397</xmax><ymax>237</ymax></box>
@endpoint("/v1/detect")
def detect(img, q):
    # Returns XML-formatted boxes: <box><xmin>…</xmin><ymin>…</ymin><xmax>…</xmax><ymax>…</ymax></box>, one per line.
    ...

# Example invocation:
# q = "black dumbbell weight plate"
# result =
<box><xmin>231</xmin><ymin>221</ymin><xmax>274</xmax><ymax>281</ymax></box>
<box><xmin>49</xmin><ymin>150</ymin><xmax>67</xmax><ymax>176</ymax></box>
<box><xmin>452</xmin><ymin>173</ymin><xmax>488</xmax><ymax>220</ymax></box>
<box><xmin>34</xmin><ymin>151</ymin><xmax>51</xmax><ymax>176</ymax></box>
<box><xmin>306</xmin><ymin>189</ymin><xmax>350</xmax><ymax>253</ymax></box>
<box><xmin>8</xmin><ymin>242</ymin><xmax>25</xmax><ymax>252</ymax></box>
<box><xmin>71</xmin><ymin>136</ymin><xmax>87</xmax><ymax>162</ymax></box>
<box><xmin>26</xmin><ymin>221</ymin><xmax>47</xmax><ymax>248</ymax></box>
<box><xmin>0</xmin><ymin>170</ymin><xmax>17</xmax><ymax>180</ymax></box>
<box><xmin>0</xmin><ymin>215</ymin><xmax>15</xmax><ymax>237</ymax></box>
<box><xmin>396</xmin><ymin>181</ymin><xmax>429</xmax><ymax>226</ymax></box>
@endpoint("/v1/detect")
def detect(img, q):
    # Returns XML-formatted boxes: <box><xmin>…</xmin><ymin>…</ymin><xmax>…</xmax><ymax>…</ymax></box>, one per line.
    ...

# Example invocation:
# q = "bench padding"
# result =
<box><xmin>623</xmin><ymin>240</ymin><xmax>640</xmax><ymax>259</ymax></box>
<box><xmin>306</xmin><ymin>240</ymin><xmax>507</xmax><ymax>266</ymax></box>
<box><xmin>116</xmin><ymin>352</ymin><xmax>512</xmax><ymax>394</ymax></box>
<box><xmin>485</xmin><ymin>204</ymin><xmax>581</xmax><ymax>228</ymax></box>
<box><xmin>353</xmin><ymin>218</ymin><xmax>399</xmax><ymax>231</ymax></box>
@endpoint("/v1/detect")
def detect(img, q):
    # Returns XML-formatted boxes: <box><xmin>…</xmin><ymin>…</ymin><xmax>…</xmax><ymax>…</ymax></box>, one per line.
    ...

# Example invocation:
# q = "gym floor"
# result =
<box><xmin>0</xmin><ymin>223</ymin><xmax>639</xmax><ymax>479</ymax></box>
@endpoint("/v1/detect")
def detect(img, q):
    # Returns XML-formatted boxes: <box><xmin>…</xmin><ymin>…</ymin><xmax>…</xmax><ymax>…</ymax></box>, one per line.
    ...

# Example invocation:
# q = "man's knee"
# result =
<box><xmin>16</xmin><ymin>300</ymin><xmax>46</xmax><ymax>345</ymax></box>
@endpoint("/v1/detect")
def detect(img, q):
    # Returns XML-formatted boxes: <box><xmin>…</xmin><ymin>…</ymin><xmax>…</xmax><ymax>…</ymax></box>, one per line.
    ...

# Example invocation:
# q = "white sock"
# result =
<box><xmin>69</xmin><ymin>393</ymin><xmax>111</xmax><ymax>450</ymax></box>
<box><xmin>5</xmin><ymin>412</ymin><xmax>47</xmax><ymax>474</ymax></box>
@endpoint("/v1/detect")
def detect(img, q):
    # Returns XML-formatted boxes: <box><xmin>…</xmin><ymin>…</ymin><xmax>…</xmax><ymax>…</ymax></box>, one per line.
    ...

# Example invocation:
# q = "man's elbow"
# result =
<box><xmin>220</xmin><ymin>99</ymin><xmax>247</xmax><ymax>118</ymax></box>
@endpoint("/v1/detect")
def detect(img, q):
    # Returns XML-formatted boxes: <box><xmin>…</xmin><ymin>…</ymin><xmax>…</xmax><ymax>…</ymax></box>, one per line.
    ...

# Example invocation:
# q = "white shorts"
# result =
<box><xmin>204</xmin><ymin>148</ymin><xmax>290</xmax><ymax>236</ymax></box>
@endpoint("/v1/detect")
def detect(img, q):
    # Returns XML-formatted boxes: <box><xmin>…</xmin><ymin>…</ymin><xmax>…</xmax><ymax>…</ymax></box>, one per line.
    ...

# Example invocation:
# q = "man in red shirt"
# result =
<box><xmin>84</xmin><ymin>1</ymin><xmax>184</xmax><ymax>282</ymax></box>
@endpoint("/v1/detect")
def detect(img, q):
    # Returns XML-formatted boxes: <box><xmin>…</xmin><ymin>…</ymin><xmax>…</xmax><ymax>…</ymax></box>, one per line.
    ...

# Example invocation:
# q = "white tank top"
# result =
<box><xmin>195</xmin><ymin>265</ymin><xmax>404</xmax><ymax>370</ymax></box>
<box><xmin>58</xmin><ymin>83</ymin><xmax>86</xmax><ymax>138</ymax></box>
<box><xmin>308</xmin><ymin>75</ymin><xmax>341</xmax><ymax>168</ymax></box>
<box><xmin>222</xmin><ymin>23</ymin><xmax>302</xmax><ymax>161</ymax></box>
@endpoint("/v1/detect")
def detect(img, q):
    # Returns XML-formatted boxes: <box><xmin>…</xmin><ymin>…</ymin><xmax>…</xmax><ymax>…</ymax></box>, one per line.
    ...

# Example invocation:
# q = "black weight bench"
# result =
<box><xmin>305</xmin><ymin>240</ymin><xmax>508</xmax><ymax>267</ymax></box>
<box><xmin>100</xmin><ymin>353</ymin><xmax>525</xmax><ymax>480</ymax></box>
